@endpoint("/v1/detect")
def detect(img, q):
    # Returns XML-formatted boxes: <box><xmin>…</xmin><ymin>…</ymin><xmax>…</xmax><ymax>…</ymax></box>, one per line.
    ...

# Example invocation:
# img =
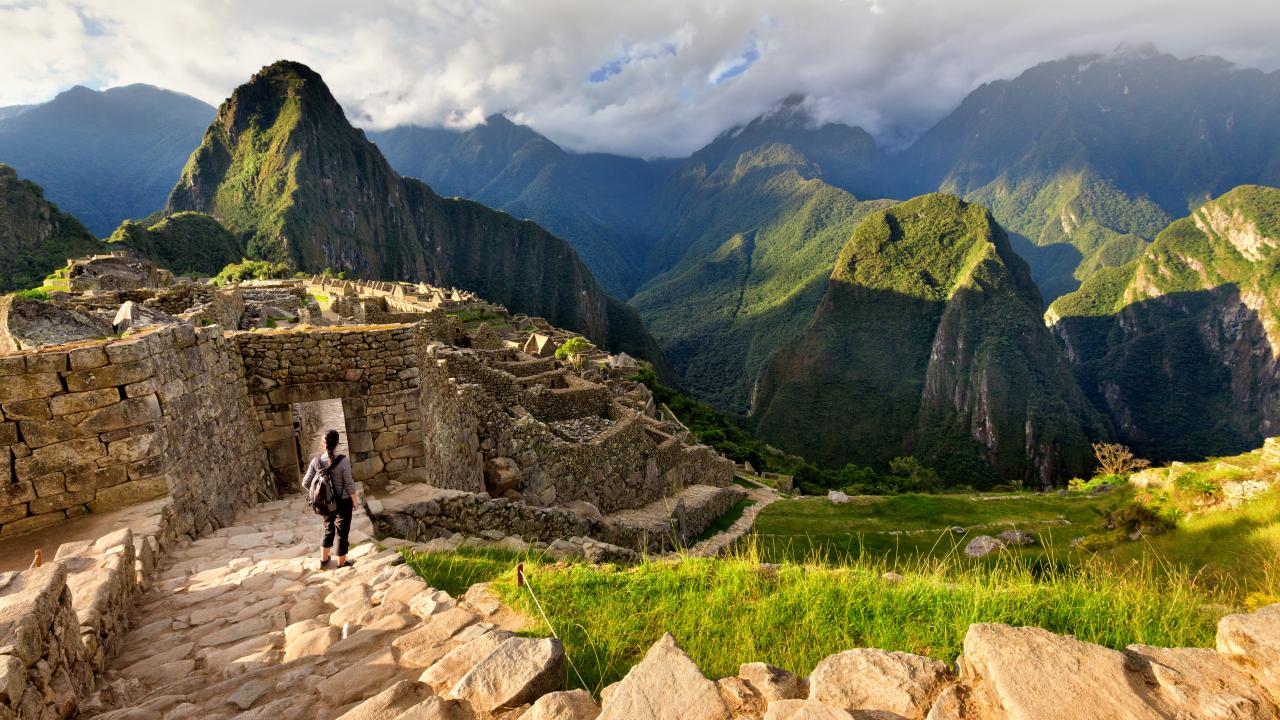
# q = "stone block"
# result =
<box><xmin>50</xmin><ymin>388</ymin><xmax>120</xmax><ymax>417</ymax></box>
<box><xmin>106</xmin><ymin>431</ymin><xmax>166</xmax><ymax>464</ymax></box>
<box><xmin>65</xmin><ymin>358</ymin><xmax>155</xmax><ymax>392</ymax></box>
<box><xmin>0</xmin><ymin>374</ymin><xmax>62</xmax><ymax>404</ymax></box>
<box><xmin>349</xmin><ymin>431</ymin><xmax>373</xmax><ymax>454</ymax></box>
<box><xmin>1</xmin><ymin>399</ymin><xmax>50</xmax><ymax>421</ymax></box>
<box><xmin>24</xmin><ymin>352</ymin><xmax>67</xmax><ymax>374</ymax></box>
<box><xmin>373</xmin><ymin>432</ymin><xmax>399</xmax><ymax>451</ymax></box>
<box><xmin>104</xmin><ymin>336</ymin><xmax>152</xmax><ymax>364</ymax></box>
<box><xmin>69</xmin><ymin>346</ymin><xmax>109</xmax><ymax>371</ymax></box>
<box><xmin>0</xmin><ymin>357</ymin><xmax>25</xmax><ymax>376</ymax></box>
<box><xmin>29</xmin><ymin>489</ymin><xmax>94</xmax><ymax>514</ymax></box>
<box><xmin>15</xmin><ymin>438</ymin><xmax>104</xmax><ymax>479</ymax></box>
<box><xmin>66</xmin><ymin>466</ymin><xmax>127</xmax><ymax>493</ymax></box>
<box><xmin>31</xmin><ymin>472</ymin><xmax>65</xmax><ymax>497</ymax></box>
<box><xmin>0</xmin><ymin>422</ymin><xmax>15</xmax><ymax>446</ymax></box>
<box><xmin>90</xmin><ymin>476</ymin><xmax>169</xmax><ymax>511</ymax></box>
<box><xmin>266</xmin><ymin>439</ymin><xmax>298</xmax><ymax>470</ymax></box>
<box><xmin>17</xmin><ymin>418</ymin><xmax>79</xmax><ymax>449</ymax></box>
<box><xmin>390</xmin><ymin>442</ymin><xmax>424</xmax><ymax>460</ymax></box>
<box><xmin>0</xmin><ymin>511</ymin><xmax>64</xmax><ymax>536</ymax></box>
<box><xmin>74</xmin><ymin>395</ymin><xmax>161</xmax><ymax>434</ymax></box>
<box><xmin>0</xmin><ymin>481</ymin><xmax>35</xmax><ymax>507</ymax></box>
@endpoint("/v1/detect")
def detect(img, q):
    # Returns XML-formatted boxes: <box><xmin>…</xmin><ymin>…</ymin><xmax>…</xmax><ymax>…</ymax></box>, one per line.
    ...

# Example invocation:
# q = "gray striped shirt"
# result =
<box><xmin>302</xmin><ymin>452</ymin><xmax>358</xmax><ymax>499</ymax></box>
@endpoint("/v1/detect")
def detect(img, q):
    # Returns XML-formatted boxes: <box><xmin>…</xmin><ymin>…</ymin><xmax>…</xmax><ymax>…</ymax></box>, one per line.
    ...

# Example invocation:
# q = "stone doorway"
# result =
<box><xmin>293</xmin><ymin>398</ymin><xmax>348</xmax><ymax>471</ymax></box>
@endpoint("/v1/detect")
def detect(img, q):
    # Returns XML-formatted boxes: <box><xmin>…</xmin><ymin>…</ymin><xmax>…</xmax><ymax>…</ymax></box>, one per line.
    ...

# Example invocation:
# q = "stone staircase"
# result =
<box><xmin>82</xmin><ymin>497</ymin><xmax>584</xmax><ymax>720</ymax></box>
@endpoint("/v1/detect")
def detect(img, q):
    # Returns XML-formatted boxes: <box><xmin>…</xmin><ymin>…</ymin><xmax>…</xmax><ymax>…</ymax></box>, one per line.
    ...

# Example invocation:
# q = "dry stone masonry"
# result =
<box><xmin>2</xmin><ymin>255</ymin><xmax>1276</xmax><ymax>718</ymax></box>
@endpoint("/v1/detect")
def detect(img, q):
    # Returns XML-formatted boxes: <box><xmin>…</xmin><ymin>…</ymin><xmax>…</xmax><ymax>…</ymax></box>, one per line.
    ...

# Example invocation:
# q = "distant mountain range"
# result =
<box><xmin>0</xmin><ymin>84</ymin><xmax>214</xmax><ymax>235</ymax></box>
<box><xmin>1</xmin><ymin>49</ymin><xmax>1277</xmax><ymax>483</ymax></box>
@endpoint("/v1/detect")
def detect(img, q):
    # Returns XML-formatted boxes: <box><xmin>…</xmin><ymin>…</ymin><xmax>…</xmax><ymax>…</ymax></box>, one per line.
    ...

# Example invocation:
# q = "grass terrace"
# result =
<box><xmin>405</xmin><ymin>542</ymin><xmax>1244</xmax><ymax>695</ymax></box>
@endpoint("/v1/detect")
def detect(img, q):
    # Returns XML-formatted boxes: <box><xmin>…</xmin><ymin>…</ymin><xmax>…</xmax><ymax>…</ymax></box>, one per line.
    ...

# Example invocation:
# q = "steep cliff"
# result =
<box><xmin>164</xmin><ymin>60</ymin><xmax>663</xmax><ymax>362</ymax></box>
<box><xmin>1049</xmin><ymin>185</ymin><xmax>1280</xmax><ymax>460</ymax></box>
<box><xmin>0</xmin><ymin>164</ymin><xmax>103</xmax><ymax>292</ymax></box>
<box><xmin>752</xmin><ymin>194</ymin><xmax>1106</xmax><ymax>487</ymax></box>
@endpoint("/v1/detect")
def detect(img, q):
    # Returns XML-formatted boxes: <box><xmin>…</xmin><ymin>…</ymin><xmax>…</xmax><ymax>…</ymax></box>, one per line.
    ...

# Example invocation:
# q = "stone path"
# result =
<box><xmin>688</xmin><ymin>485</ymin><xmax>779</xmax><ymax>558</ymax></box>
<box><xmin>84</xmin><ymin>496</ymin><xmax>549</xmax><ymax>720</ymax></box>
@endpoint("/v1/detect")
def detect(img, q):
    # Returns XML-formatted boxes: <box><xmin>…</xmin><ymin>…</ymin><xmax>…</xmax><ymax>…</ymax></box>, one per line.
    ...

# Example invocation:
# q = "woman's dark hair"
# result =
<box><xmin>324</xmin><ymin>429</ymin><xmax>340</xmax><ymax>454</ymax></box>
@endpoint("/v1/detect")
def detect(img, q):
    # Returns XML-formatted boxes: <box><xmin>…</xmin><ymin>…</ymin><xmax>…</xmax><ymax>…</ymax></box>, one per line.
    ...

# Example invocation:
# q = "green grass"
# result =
<box><xmin>753</xmin><ymin>491</ymin><xmax>1122</xmax><ymax>562</ymax></box>
<box><xmin>405</xmin><ymin>542</ymin><xmax>1230</xmax><ymax>695</ymax></box>
<box><xmin>1109</xmin><ymin>488</ymin><xmax>1280</xmax><ymax>600</ymax></box>
<box><xmin>688</xmin><ymin>498</ymin><xmax>755</xmax><ymax>544</ymax></box>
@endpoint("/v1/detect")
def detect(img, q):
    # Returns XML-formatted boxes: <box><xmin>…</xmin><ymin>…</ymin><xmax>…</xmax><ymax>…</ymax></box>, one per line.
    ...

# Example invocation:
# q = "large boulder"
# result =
<box><xmin>962</xmin><ymin>623</ymin><xmax>1165</xmax><ymax>720</ymax></box>
<box><xmin>738</xmin><ymin>662</ymin><xmax>803</xmax><ymax>703</ymax></box>
<box><xmin>827</xmin><ymin>490</ymin><xmax>850</xmax><ymax>505</ymax></box>
<box><xmin>446</xmin><ymin>636</ymin><xmax>565</xmax><ymax>711</ymax></box>
<box><xmin>0</xmin><ymin>294</ymin><xmax>112</xmax><ymax>352</ymax></box>
<box><xmin>1125</xmin><ymin>644</ymin><xmax>1279</xmax><ymax>720</ymax></box>
<box><xmin>113</xmin><ymin>300</ymin><xmax>177</xmax><ymax>334</ymax></box>
<box><xmin>597</xmin><ymin>633</ymin><xmax>730</xmax><ymax>720</ymax></box>
<box><xmin>808</xmin><ymin>649</ymin><xmax>951</xmax><ymax>719</ymax></box>
<box><xmin>763</xmin><ymin>700</ymin><xmax>856</xmax><ymax>720</ymax></box>
<box><xmin>524</xmin><ymin>689</ymin><xmax>601</xmax><ymax>720</ymax></box>
<box><xmin>963</xmin><ymin>535</ymin><xmax>1006</xmax><ymax>559</ymax></box>
<box><xmin>1217</xmin><ymin>603</ymin><xmax>1280</xmax><ymax>700</ymax></box>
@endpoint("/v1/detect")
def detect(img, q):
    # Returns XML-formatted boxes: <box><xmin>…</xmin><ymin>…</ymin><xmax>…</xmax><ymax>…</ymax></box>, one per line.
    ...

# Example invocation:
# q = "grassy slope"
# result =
<box><xmin>106</xmin><ymin>211</ymin><xmax>245</xmax><ymax>276</ymax></box>
<box><xmin>405</xmin><ymin>443</ymin><xmax>1278</xmax><ymax>693</ymax></box>
<box><xmin>753</xmin><ymin>492</ymin><xmax>1120</xmax><ymax>562</ymax></box>
<box><xmin>407</xmin><ymin>542</ymin><xmax>1221</xmax><ymax>694</ymax></box>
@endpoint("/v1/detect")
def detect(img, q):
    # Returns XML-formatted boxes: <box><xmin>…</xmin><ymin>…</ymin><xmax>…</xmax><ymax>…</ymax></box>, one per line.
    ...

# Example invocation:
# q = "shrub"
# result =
<box><xmin>1093</xmin><ymin>442</ymin><xmax>1150</xmax><ymax>478</ymax></box>
<box><xmin>1172</xmin><ymin>471</ymin><xmax>1222</xmax><ymax>500</ymax></box>
<box><xmin>12</xmin><ymin>288</ymin><xmax>50</xmax><ymax>301</ymax></box>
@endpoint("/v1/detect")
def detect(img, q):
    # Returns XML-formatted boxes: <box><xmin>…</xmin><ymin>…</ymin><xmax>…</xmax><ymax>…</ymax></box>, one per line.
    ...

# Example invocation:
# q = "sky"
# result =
<box><xmin>3</xmin><ymin>0</ymin><xmax>1280</xmax><ymax>157</ymax></box>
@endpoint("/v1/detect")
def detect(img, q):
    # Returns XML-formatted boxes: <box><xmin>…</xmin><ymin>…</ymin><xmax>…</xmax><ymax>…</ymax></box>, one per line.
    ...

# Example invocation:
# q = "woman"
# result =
<box><xmin>302</xmin><ymin>429</ymin><xmax>361</xmax><ymax>569</ymax></box>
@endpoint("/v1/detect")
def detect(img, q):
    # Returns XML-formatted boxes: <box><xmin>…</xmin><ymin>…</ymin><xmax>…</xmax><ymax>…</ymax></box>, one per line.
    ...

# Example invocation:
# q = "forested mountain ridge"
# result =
<box><xmin>1048</xmin><ymin>184</ymin><xmax>1280</xmax><ymax>461</ymax></box>
<box><xmin>0</xmin><ymin>84</ymin><xmax>214</xmax><ymax>235</ymax></box>
<box><xmin>752</xmin><ymin>194</ymin><xmax>1108</xmax><ymax>487</ymax></box>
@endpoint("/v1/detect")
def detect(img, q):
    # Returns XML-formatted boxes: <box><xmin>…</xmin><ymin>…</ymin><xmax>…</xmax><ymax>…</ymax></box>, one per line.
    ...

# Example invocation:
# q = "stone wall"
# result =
<box><xmin>0</xmin><ymin>325</ymin><xmax>273</xmax><ymax>539</ymax></box>
<box><xmin>373</xmin><ymin>484</ymin><xmax>746</xmax><ymax>553</ymax></box>
<box><xmin>0</xmin><ymin>562</ymin><xmax>94</xmax><ymax>719</ymax></box>
<box><xmin>235</xmin><ymin>325</ymin><xmax>471</xmax><ymax>493</ymax></box>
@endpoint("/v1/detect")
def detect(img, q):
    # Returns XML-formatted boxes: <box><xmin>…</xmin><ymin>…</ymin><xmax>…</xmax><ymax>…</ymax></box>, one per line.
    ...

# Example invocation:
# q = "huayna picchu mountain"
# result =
<box><xmin>163</xmin><ymin>60</ymin><xmax>664</xmax><ymax>364</ymax></box>
<box><xmin>751</xmin><ymin>194</ymin><xmax>1108</xmax><ymax>487</ymax></box>
<box><xmin>0</xmin><ymin>164</ymin><xmax>104</xmax><ymax>293</ymax></box>
<box><xmin>1048</xmin><ymin>184</ymin><xmax>1280</xmax><ymax>461</ymax></box>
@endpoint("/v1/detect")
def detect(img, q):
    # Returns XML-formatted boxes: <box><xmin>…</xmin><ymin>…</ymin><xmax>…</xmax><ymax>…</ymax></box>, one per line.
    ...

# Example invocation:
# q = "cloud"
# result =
<box><xmin>2</xmin><ymin>0</ymin><xmax>1279</xmax><ymax>157</ymax></box>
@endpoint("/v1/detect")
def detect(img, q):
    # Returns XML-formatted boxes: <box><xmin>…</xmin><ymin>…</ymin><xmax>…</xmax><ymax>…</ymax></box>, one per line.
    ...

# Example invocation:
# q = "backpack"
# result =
<box><xmin>308</xmin><ymin>454</ymin><xmax>345</xmax><ymax>515</ymax></box>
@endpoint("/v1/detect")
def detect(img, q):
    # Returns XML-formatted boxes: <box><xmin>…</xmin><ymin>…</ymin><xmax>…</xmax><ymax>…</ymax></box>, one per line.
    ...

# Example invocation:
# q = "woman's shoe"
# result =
<box><xmin>319</xmin><ymin>558</ymin><xmax>331</xmax><ymax>569</ymax></box>
<box><xmin>336</xmin><ymin>560</ymin><xmax>355</xmax><ymax>569</ymax></box>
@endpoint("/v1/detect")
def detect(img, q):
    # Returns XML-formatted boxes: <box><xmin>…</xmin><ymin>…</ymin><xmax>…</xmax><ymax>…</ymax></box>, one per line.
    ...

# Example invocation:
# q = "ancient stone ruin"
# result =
<box><xmin>0</xmin><ymin>256</ymin><xmax>1276</xmax><ymax>719</ymax></box>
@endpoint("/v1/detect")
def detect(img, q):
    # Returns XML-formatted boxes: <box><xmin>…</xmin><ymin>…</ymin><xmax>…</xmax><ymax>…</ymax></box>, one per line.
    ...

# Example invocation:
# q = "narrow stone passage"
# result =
<box><xmin>84</xmin><ymin>497</ymin><xmax>542</xmax><ymax>720</ymax></box>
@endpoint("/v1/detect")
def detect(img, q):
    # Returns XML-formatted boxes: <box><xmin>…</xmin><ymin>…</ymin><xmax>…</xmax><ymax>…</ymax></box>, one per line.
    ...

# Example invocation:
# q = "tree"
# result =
<box><xmin>1092</xmin><ymin>442</ymin><xmax>1150</xmax><ymax>477</ymax></box>
<box><xmin>555</xmin><ymin>336</ymin><xmax>594</xmax><ymax>370</ymax></box>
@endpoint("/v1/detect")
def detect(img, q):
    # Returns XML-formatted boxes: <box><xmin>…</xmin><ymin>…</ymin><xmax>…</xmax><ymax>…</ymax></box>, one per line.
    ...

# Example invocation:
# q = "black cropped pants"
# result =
<box><xmin>322</xmin><ymin>497</ymin><xmax>354</xmax><ymax>556</ymax></box>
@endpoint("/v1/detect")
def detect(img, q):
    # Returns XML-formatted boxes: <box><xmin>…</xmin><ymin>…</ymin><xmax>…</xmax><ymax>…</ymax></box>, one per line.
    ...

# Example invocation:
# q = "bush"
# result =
<box><xmin>1172</xmin><ymin>471</ymin><xmax>1222</xmax><ymax>500</ymax></box>
<box><xmin>12</xmin><ymin>288</ymin><xmax>50</xmax><ymax>301</ymax></box>
<box><xmin>212</xmin><ymin>259</ymin><xmax>291</xmax><ymax>285</ymax></box>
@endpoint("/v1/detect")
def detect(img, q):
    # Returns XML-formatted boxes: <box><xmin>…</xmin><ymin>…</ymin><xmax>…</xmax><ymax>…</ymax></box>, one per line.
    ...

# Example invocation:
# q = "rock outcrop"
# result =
<box><xmin>0</xmin><ymin>293</ymin><xmax>112</xmax><ymax>352</ymax></box>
